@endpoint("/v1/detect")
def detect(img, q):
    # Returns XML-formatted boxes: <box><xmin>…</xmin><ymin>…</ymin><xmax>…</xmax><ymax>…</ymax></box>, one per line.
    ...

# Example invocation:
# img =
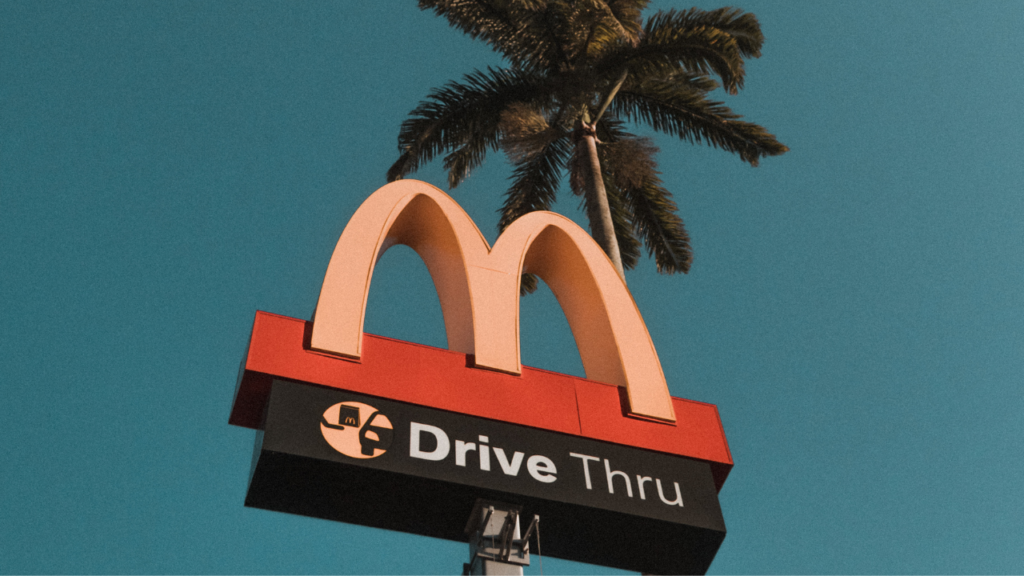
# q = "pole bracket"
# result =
<box><xmin>465</xmin><ymin>499</ymin><xmax>539</xmax><ymax>573</ymax></box>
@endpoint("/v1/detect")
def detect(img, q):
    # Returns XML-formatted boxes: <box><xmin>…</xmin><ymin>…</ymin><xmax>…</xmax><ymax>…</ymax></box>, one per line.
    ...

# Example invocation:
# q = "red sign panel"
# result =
<box><xmin>231</xmin><ymin>311</ymin><xmax>733</xmax><ymax>490</ymax></box>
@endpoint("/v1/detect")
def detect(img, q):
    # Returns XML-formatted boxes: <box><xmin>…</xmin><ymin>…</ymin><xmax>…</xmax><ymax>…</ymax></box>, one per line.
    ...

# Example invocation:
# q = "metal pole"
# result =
<box><xmin>464</xmin><ymin>500</ymin><xmax>537</xmax><ymax>575</ymax></box>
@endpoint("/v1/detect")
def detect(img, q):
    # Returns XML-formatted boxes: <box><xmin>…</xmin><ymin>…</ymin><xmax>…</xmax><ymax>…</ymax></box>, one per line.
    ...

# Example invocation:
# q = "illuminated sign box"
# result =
<box><xmin>229</xmin><ymin>181</ymin><xmax>734</xmax><ymax>574</ymax></box>
<box><xmin>246</xmin><ymin>378</ymin><xmax>725</xmax><ymax>575</ymax></box>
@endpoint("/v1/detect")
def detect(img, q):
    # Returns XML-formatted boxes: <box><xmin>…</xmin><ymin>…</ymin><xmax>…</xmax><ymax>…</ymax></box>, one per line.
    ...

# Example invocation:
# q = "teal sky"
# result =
<box><xmin>2</xmin><ymin>1</ymin><xmax>1022</xmax><ymax>574</ymax></box>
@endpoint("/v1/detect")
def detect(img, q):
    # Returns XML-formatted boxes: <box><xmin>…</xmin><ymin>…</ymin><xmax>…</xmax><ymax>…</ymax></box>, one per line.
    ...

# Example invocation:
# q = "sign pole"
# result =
<box><xmin>464</xmin><ymin>499</ymin><xmax>536</xmax><ymax>575</ymax></box>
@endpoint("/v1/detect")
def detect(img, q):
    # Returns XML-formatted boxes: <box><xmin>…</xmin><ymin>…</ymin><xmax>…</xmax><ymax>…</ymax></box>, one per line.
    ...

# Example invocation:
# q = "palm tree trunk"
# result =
<box><xmin>579</xmin><ymin>70</ymin><xmax>630</xmax><ymax>282</ymax></box>
<box><xmin>580</xmin><ymin>127</ymin><xmax>625</xmax><ymax>280</ymax></box>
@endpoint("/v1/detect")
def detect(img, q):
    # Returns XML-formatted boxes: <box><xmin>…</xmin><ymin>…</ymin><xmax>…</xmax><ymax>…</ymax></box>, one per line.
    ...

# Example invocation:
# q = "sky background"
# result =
<box><xmin>2</xmin><ymin>1</ymin><xmax>1023</xmax><ymax>574</ymax></box>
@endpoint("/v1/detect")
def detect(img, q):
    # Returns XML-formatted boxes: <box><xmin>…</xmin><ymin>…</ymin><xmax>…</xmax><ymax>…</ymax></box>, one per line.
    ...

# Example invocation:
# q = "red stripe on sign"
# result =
<box><xmin>230</xmin><ymin>310</ymin><xmax>732</xmax><ymax>490</ymax></box>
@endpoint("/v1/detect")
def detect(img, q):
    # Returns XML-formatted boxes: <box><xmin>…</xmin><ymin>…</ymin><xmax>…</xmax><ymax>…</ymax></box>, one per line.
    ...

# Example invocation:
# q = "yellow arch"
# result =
<box><xmin>311</xmin><ymin>180</ymin><xmax>675</xmax><ymax>422</ymax></box>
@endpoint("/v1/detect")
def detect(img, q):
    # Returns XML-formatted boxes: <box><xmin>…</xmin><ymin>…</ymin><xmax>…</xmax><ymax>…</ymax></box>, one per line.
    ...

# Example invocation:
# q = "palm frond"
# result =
<box><xmin>574</xmin><ymin>0</ymin><xmax>635</xmax><ymax>61</ymax></box>
<box><xmin>604</xmin><ymin>0</ymin><xmax>649</xmax><ymax>43</ymax></box>
<box><xmin>498</xmin><ymin>103</ymin><xmax>555</xmax><ymax>163</ymax></box>
<box><xmin>597</xmin><ymin>119</ymin><xmax>690</xmax><ymax>273</ymax></box>
<box><xmin>613</xmin><ymin>76</ymin><xmax>788</xmax><ymax>166</ymax></box>
<box><xmin>387</xmin><ymin>67</ymin><xmax>549</xmax><ymax>185</ymax></box>
<box><xmin>682</xmin><ymin>7</ymin><xmax>763</xmax><ymax>58</ymax></box>
<box><xmin>497</xmin><ymin>127</ymin><xmax>573</xmax><ymax>295</ymax></box>
<box><xmin>498</xmin><ymin>130</ymin><xmax>571</xmax><ymax>232</ymax></box>
<box><xmin>629</xmin><ymin>8</ymin><xmax>763</xmax><ymax>94</ymax></box>
<box><xmin>594</xmin><ymin>117</ymin><xmax>656</xmax><ymax>190</ymax></box>
<box><xmin>525</xmin><ymin>5</ymin><xmax>585</xmax><ymax>73</ymax></box>
<box><xmin>417</xmin><ymin>0</ymin><xmax>519</xmax><ymax>49</ymax></box>
<box><xmin>417</xmin><ymin>0</ymin><xmax>548</xmax><ymax>71</ymax></box>
<box><xmin>626</xmin><ymin>174</ymin><xmax>692</xmax><ymax>273</ymax></box>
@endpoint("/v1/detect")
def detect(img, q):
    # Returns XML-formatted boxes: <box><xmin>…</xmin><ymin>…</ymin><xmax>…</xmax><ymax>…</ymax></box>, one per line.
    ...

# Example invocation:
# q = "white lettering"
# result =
<box><xmin>479</xmin><ymin>444</ymin><xmax>491</xmax><ymax>471</ymax></box>
<box><xmin>655</xmin><ymin>478</ymin><xmax>684</xmax><ymax>507</ymax></box>
<box><xmin>409</xmin><ymin>422</ymin><xmax>450</xmax><ymax>461</ymax></box>
<box><xmin>478</xmin><ymin>435</ymin><xmax>490</xmax><ymax>471</ymax></box>
<box><xmin>455</xmin><ymin>440</ymin><xmax>476</xmax><ymax>467</ymax></box>
<box><xmin>527</xmin><ymin>455</ymin><xmax>557</xmax><ymax>483</ymax></box>
<box><xmin>493</xmin><ymin>447</ymin><xmax>524</xmax><ymax>476</ymax></box>
<box><xmin>569</xmin><ymin>453</ymin><xmax>600</xmax><ymax>490</ymax></box>
<box><xmin>604</xmin><ymin>459</ymin><xmax>633</xmax><ymax>497</ymax></box>
<box><xmin>406</xmin><ymin>424</ymin><xmax>565</xmax><ymax>485</ymax></box>
<box><xmin>636</xmin><ymin>475</ymin><xmax>652</xmax><ymax>500</ymax></box>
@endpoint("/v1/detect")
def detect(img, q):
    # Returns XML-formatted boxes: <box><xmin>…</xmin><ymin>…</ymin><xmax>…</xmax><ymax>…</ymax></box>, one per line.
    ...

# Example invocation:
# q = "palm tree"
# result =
<box><xmin>387</xmin><ymin>0</ymin><xmax>787</xmax><ymax>290</ymax></box>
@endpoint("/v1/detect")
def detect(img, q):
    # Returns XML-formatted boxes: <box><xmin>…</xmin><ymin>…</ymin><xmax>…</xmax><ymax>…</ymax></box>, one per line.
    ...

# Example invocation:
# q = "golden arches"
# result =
<box><xmin>311</xmin><ymin>180</ymin><xmax>675</xmax><ymax>422</ymax></box>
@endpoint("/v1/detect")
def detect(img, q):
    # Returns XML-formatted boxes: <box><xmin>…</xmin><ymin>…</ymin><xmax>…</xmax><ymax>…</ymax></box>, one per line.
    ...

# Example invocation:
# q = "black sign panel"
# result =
<box><xmin>246</xmin><ymin>379</ymin><xmax>726</xmax><ymax>574</ymax></box>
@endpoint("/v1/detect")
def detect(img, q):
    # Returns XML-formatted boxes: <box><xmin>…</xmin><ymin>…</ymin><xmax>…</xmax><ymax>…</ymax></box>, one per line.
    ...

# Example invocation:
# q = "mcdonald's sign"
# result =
<box><xmin>230</xmin><ymin>181</ymin><xmax>733</xmax><ymax>574</ymax></box>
